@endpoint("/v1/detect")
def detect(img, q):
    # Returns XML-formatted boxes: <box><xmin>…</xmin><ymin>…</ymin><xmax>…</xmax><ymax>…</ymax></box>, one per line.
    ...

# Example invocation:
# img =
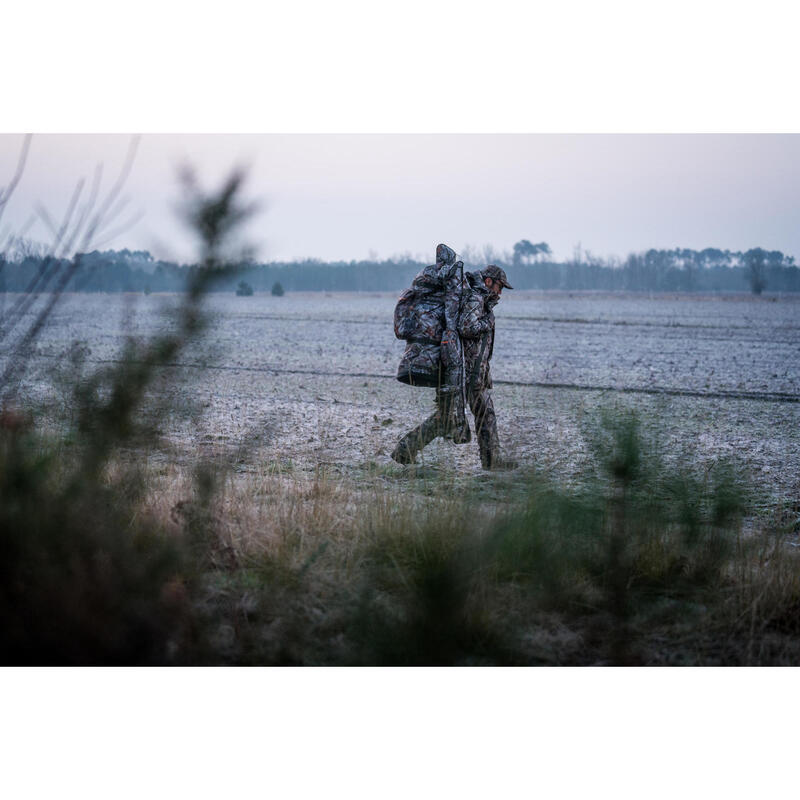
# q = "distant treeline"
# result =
<box><xmin>1</xmin><ymin>245</ymin><xmax>798</xmax><ymax>294</ymax></box>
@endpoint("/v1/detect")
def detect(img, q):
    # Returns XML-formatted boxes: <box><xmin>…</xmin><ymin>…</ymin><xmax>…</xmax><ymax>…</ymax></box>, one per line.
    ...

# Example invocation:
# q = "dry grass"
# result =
<box><xmin>4</xmin><ymin>406</ymin><xmax>800</xmax><ymax>665</ymax></box>
<box><xmin>94</xmin><ymin>441</ymin><xmax>800</xmax><ymax>666</ymax></box>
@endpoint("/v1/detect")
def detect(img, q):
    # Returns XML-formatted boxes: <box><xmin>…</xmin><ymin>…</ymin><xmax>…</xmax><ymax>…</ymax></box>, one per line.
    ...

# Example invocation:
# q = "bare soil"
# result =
<box><xmin>7</xmin><ymin>290</ymin><xmax>800</xmax><ymax>505</ymax></box>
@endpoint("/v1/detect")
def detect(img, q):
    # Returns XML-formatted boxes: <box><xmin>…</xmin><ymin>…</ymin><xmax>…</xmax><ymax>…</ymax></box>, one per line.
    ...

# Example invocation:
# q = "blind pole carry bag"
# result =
<box><xmin>393</xmin><ymin>243</ymin><xmax>470</xmax><ymax>444</ymax></box>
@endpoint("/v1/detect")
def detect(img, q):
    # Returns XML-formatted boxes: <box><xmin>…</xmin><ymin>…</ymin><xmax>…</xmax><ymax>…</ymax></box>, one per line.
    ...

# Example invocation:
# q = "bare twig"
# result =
<box><xmin>82</xmin><ymin>136</ymin><xmax>141</xmax><ymax>250</ymax></box>
<box><xmin>94</xmin><ymin>194</ymin><xmax>132</xmax><ymax>236</ymax></box>
<box><xmin>67</xmin><ymin>164</ymin><xmax>104</xmax><ymax>252</ymax></box>
<box><xmin>0</xmin><ymin>134</ymin><xmax>32</xmax><ymax>228</ymax></box>
<box><xmin>1</xmin><ymin>181</ymin><xmax>88</xmax><ymax>344</ymax></box>
<box><xmin>90</xmin><ymin>210</ymin><xmax>146</xmax><ymax>250</ymax></box>
<box><xmin>0</xmin><ymin>215</ymin><xmax>36</xmax><ymax>265</ymax></box>
<box><xmin>0</xmin><ymin>136</ymin><xmax>142</xmax><ymax>401</ymax></box>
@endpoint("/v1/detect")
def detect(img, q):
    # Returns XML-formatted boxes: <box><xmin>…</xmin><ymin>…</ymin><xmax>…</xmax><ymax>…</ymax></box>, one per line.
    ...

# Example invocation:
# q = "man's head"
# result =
<box><xmin>482</xmin><ymin>264</ymin><xmax>513</xmax><ymax>297</ymax></box>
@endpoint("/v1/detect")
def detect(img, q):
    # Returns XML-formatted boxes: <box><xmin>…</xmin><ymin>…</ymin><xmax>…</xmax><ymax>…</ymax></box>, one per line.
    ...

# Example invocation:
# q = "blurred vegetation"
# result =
<box><xmin>3</xmin><ymin>381</ymin><xmax>799</xmax><ymax>664</ymax></box>
<box><xmin>0</xmin><ymin>170</ymin><xmax>252</xmax><ymax>664</ymax></box>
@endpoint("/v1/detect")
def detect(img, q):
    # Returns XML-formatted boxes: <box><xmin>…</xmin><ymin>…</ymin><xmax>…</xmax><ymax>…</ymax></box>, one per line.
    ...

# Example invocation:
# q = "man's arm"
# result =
<box><xmin>458</xmin><ymin>292</ymin><xmax>492</xmax><ymax>338</ymax></box>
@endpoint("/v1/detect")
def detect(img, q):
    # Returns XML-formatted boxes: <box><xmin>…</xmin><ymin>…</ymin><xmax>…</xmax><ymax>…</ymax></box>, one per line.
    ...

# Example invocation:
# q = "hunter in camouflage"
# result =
<box><xmin>391</xmin><ymin>258</ymin><xmax>517</xmax><ymax>469</ymax></box>
<box><xmin>457</xmin><ymin>264</ymin><xmax>517</xmax><ymax>469</ymax></box>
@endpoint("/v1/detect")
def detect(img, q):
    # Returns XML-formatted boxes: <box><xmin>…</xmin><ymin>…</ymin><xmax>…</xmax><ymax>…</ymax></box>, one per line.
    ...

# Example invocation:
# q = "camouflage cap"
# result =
<box><xmin>483</xmin><ymin>264</ymin><xmax>513</xmax><ymax>289</ymax></box>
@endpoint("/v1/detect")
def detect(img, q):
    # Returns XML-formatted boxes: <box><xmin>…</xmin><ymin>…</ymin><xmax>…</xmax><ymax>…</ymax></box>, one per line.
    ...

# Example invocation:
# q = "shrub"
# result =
<box><xmin>0</xmin><ymin>170</ymin><xmax>252</xmax><ymax>665</ymax></box>
<box><xmin>236</xmin><ymin>280</ymin><xmax>254</xmax><ymax>296</ymax></box>
<box><xmin>343</xmin><ymin>408</ymin><xmax>758</xmax><ymax>665</ymax></box>
<box><xmin>271</xmin><ymin>281</ymin><xmax>284</xmax><ymax>296</ymax></box>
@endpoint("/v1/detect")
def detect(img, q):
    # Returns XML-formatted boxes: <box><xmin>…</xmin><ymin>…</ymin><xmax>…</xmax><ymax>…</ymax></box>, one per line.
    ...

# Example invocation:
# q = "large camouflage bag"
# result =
<box><xmin>394</xmin><ymin>244</ymin><xmax>470</xmax><ymax>443</ymax></box>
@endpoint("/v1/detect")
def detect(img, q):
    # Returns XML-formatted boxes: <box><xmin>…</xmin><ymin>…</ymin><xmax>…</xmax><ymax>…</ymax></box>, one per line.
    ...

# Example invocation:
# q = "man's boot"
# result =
<box><xmin>390</xmin><ymin>438</ymin><xmax>417</xmax><ymax>465</ymax></box>
<box><xmin>478</xmin><ymin>435</ymin><xmax>518</xmax><ymax>471</ymax></box>
<box><xmin>486</xmin><ymin>454</ymin><xmax>520</xmax><ymax>470</ymax></box>
<box><xmin>480</xmin><ymin>448</ymin><xmax>519</xmax><ymax>470</ymax></box>
<box><xmin>391</xmin><ymin>416</ymin><xmax>440</xmax><ymax>465</ymax></box>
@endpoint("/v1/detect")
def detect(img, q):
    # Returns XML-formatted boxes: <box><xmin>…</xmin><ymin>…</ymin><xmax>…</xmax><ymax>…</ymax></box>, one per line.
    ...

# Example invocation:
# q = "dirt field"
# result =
<box><xmin>7</xmin><ymin>290</ymin><xmax>800</xmax><ymax>505</ymax></box>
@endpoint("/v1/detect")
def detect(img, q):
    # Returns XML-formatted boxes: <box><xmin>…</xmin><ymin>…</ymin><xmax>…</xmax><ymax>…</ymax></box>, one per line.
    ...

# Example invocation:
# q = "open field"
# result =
<box><xmin>4</xmin><ymin>289</ymin><xmax>800</xmax><ymax>665</ymax></box>
<box><xmin>6</xmin><ymin>290</ymin><xmax>799</xmax><ymax>504</ymax></box>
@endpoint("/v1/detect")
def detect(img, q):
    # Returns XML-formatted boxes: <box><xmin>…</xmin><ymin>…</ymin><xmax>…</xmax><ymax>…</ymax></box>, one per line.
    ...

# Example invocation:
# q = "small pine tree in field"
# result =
<box><xmin>271</xmin><ymin>281</ymin><xmax>284</xmax><ymax>297</ymax></box>
<box><xmin>236</xmin><ymin>280</ymin><xmax>254</xmax><ymax>296</ymax></box>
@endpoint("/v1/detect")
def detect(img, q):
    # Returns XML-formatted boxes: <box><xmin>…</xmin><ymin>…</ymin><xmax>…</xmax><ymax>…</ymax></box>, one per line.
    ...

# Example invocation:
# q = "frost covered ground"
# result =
<box><xmin>7</xmin><ymin>290</ymin><xmax>800</xmax><ymax>505</ymax></box>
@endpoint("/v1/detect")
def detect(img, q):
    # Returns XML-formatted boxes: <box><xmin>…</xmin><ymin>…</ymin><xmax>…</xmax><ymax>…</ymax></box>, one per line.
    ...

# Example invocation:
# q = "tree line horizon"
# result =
<box><xmin>1</xmin><ymin>239</ymin><xmax>797</xmax><ymax>295</ymax></box>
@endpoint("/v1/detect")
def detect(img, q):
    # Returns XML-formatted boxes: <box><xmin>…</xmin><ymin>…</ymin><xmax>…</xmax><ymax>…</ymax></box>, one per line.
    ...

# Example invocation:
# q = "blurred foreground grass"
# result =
<box><xmin>3</xmin><ymin>401</ymin><xmax>799</xmax><ymax>665</ymax></box>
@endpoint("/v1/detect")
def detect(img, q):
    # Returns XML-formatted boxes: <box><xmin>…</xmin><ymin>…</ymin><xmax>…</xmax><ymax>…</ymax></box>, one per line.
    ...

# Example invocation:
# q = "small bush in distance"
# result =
<box><xmin>236</xmin><ymin>280</ymin><xmax>254</xmax><ymax>296</ymax></box>
<box><xmin>271</xmin><ymin>281</ymin><xmax>284</xmax><ymax>297</ymax></box>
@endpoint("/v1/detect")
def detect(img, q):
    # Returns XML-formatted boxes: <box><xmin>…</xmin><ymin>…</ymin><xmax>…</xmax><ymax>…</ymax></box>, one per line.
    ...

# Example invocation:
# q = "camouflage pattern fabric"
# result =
<box><xmin>469</xmin><ymin>388</ymin><xmax>500</xmax><ymax>469</ymax></box>
<box><xmin>392</xmin><ymin>267</ymin><xmax>504</xmax><ymax>467</ymax></box>
<box><xmin>392</xmin><ymin>385</ymin><xmax>497</xmax><ymax>468</ymax></box>
<box><xmin>459</xmin><ymin>270</ymin><xmax>501</xmax><ymax>466</ymax></box>
<box><xmin>391</xmin><ymin>386</ymin><xmax>471</xmax><ymax>463</ymax></box>
<box><xmin>394</xmin><ymin>243</ymin><xmax>466</xmax><ymax>390</ymax></box>
<box><xmin>459</xmin><ymin>270</ymin><xmax>498</xmax><ymax>395</ymax></box>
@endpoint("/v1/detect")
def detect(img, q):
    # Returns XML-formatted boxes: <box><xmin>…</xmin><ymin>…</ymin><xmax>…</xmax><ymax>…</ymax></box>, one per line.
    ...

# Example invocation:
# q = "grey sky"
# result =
<box><xmin>1</xmin><ymin>134</ymin><xmax>798</xmax><ymax>264</ymax></box>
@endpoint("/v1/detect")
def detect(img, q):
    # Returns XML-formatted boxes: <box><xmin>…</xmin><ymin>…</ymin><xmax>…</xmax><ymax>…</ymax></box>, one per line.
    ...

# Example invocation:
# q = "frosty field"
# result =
<box><xmin>6</xmin><ymin>290</ymin><xmax>800</xmax><ymax>504</ymax></box>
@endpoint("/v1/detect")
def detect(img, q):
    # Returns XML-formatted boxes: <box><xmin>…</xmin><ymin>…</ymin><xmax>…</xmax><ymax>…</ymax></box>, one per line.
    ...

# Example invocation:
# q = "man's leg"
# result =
<box><xmin>391</xmin><ymin>391</ymin><xmax>445</xmax><ymax>464</ymax></box>
<box><xmin>469</xmin><ymin>389</ymin><xmax>517</xmax><ymax>469</ymax></box>
<box><xmin>468</xmin><ymin>389</ymin><xmax>501</xmax><ymax>468</ymax></box>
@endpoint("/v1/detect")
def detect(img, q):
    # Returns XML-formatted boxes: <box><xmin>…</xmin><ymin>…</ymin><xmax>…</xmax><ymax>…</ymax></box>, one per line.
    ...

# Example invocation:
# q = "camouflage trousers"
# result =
<box><xmin>393</xmin><ymin>387</ymin><xmax>500</xmax><ymax>468</ymax></box>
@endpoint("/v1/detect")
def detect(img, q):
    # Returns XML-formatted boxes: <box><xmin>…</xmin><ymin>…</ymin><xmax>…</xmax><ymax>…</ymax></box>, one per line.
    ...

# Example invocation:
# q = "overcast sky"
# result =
<box><xmin>1</xmin><ymin>134</ymin><xmax>798</xmax><ymax>264</ymax></box>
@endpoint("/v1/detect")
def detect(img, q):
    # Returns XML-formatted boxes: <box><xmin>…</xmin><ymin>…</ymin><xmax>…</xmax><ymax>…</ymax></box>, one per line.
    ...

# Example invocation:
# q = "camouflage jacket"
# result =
<box><xmin>458</xmin><ymin>270</ymin><xmax>497</xmax><ymax>393</ymax></box>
